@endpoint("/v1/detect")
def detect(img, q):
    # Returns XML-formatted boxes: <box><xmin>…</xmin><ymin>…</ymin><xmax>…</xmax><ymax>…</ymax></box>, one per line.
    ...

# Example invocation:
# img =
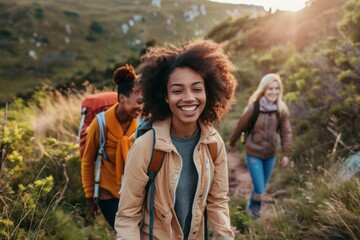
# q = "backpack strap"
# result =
<box><xmin>93</xmin><ymin>112</ymin><xmax>110</xmax><ymax>200</ymax></box>
<box><xmin>135</xmin><ymin>119</ymin><xmax>153</xmax><ymax>140</ymax></box>
<box><xmin>146</xmin><ymin>129</ymin><xmax>165</xmax><ymax>240</ymax></box>
<box><xmin>207</xmin><ymin>142</ymin><xmax>217</xmax><ymax>161</ymax></box>
<box><xmin>93</xmin><ymin>152</ymin><xmax>102</xmax><ymax>201</ymax></box>
<box><xmin>242</xmin><ymin>100</ymin><xmax>260</xmax><ymax>144</ymax></box>
<box><xmin>95</xmin><ymin>112</ymin><xmax>111</xmax><ymax>161</ymax></box>
<box><xmin>248</xmin><ymin>100</ymin><xmax>260</xmax><ymax>135</ymax></box>
<box><xmin>204</xmin><ymin>142</ymin><xmax>217</xmax><ymax>240</ymax></box>
<box><xmin>77</xmin><ymin>107</ymin><xmax>87</xmax><ymax>143</ymax></box>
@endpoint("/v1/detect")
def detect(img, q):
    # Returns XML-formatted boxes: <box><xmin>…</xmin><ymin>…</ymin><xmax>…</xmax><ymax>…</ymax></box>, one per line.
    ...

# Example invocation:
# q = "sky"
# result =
<box><xmin>209</xmin><ymin>0</ymin><xmax>308</xmax><ymax>12</ymax></box>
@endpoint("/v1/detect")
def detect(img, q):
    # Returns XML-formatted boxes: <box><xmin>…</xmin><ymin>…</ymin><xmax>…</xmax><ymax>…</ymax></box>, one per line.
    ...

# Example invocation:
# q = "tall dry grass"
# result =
<box><xmin>0</xmin><ymin>83</ymin><xmax>118</xmax><ymax>239</ymax></box>
<box><xmin>242</xmin><ymin>163</ymin><xmax>360</xmax><ymax>239</ymax></box>
<box><xmin>28</xmin><ymin>84</ymin><xmax>115</xmax><ymax>155</ymax></box>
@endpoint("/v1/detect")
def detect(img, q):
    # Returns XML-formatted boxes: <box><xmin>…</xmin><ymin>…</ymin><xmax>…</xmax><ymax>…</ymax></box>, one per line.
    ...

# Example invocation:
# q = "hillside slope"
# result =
<box><xmin>212</xmin><ymin>0</ymin><xmax>359</xmax><ymax>165</ymax></box>
<box><xmin>0</xmin><ymin>0</ymin><xmax>263</xmax><ymax>103</ymax></box>
<box><xmin>207</xmin><ymin>0</ymin><xmax>346</xmax><ymax>50</ymax></box>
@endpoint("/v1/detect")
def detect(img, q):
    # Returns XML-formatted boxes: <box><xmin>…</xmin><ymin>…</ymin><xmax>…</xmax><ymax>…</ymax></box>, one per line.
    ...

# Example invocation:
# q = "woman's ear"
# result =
<box><xmin>119</xmin><ymin>94</ymin><xmax>125</xmax><ymax>103</ymax></box>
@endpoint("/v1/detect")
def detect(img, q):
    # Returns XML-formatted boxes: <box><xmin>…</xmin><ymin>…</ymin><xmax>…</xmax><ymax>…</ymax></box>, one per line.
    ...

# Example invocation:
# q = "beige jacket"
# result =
<box><xmin>115</xmin><ymin>118</ymin><xmax>234</xmax><ymax>240</ymax></box>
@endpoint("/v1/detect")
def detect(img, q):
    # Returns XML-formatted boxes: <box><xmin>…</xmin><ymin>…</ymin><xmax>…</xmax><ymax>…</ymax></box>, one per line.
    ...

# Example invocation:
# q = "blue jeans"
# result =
<box><xmin>246</xmin><ymin>154</ymin><xmax>276</xmax><ymax>215</ymax></box>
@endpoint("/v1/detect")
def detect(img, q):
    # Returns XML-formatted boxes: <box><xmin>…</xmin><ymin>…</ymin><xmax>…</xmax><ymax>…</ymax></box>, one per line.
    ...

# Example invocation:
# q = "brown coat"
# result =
<box><xmin>229</xmin><ymin>103</ymin><xmax>292</xmax><ymax>159</ymax></box>
<box><xmin>115</xmin><ymin>118</ymin><xmax>234</xmax><ymax>240</ymax></box>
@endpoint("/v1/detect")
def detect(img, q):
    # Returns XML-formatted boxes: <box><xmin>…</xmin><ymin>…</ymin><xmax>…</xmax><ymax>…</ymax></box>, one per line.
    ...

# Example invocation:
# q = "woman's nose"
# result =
<box><xmin>183</xmin><ymin>91</ymin><xmax>195</xmax><ymax>101</ymax></box>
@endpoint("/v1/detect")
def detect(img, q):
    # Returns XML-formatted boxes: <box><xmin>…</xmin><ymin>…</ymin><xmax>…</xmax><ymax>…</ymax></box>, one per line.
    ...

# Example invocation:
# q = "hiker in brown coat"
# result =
<box><xmin>229</xmin><ymin>73</ymin><xmax>292</xmax><ymax>220</ymax></box>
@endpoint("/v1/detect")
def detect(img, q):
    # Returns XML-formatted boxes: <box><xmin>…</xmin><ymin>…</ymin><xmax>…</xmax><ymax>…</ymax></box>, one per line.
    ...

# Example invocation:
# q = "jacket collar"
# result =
<box><xmin>152</xmin><ymin>116</ymin><xmax>218</xmax><ymax>152</ymax></box>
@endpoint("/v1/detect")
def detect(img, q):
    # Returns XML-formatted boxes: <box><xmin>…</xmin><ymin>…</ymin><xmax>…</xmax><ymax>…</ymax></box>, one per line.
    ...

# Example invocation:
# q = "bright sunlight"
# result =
<box><xmin>209</xmin><ymin>0</ymin><xmax>308</xmax><ymax>12</ymax></box>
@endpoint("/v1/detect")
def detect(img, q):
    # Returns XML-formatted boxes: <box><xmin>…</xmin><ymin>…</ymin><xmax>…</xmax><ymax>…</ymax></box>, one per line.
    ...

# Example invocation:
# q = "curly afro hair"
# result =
<box><xmin>139</xmin><ymin>39</ymin><xmax>238</xmax><ymax>125</ymax></box>
<box><xmin>113</xmin><ymin>64</ymin><xmax>137</xmax><ymax>96</ymax></box>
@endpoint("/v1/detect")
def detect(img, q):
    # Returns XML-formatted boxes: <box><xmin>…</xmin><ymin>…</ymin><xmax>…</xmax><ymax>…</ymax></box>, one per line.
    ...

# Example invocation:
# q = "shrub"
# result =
<box><xmin>90</xmin><ymin>21</ymin><xmax>104</xmax><ymax>33</ymax></box>
<box><xmin>34</xmin><ymin>7</ymin><xmax>43</xmax><ymax>19</ymax></box>
<box><xmin>63</xmin><ymin>10</ymin><xmax>79</xmax><ymax>19</ymax></box>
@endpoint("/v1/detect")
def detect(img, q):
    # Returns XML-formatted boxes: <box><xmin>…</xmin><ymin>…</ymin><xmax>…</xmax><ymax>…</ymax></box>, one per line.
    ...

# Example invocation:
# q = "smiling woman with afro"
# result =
<box><xmin>115</xmin><ymin>39</ymin><xmax>237</xmax><ymax>240</ymax></box>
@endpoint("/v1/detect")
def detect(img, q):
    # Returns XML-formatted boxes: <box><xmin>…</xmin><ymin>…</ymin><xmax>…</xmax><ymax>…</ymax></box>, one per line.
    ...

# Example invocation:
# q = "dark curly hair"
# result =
<box><xmin>113</xmin><ymin>64</ymin><xmax>138</xmax><ymax>96</ymax></box>
<box><xmin>139</xmin><ymin>39</ymin><xmax>238</xmax><ymax>125</ymax></box>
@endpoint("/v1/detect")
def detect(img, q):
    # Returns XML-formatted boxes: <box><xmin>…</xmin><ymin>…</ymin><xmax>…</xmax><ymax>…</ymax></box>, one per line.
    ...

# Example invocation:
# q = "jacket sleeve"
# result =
<box><xmin>279</xmin><ymin>114</ymin><xmax>292</xmax><ymax>157</ymax></box>
<box><xmin>206</xmin><ymin>137</ymin><xmax>234</xmax><ymax>239</ymax></box>
<box><xmin>229</xmin><ymin>104</ymin><xmax>253</xmax><ymax>147</ymax></box>
<box><xmin>81</xmin><ymin>118</ymin><xmax>99</xmax><ymax>198</ymax></box>
<box><xmin>115</xmin><ymin>135</ymin><xmax>152</xmax><ymax>239</ymax></box>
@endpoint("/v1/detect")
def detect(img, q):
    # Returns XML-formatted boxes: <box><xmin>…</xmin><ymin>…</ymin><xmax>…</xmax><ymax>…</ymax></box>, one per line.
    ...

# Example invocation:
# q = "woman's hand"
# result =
<box><xmin>227</xmin><ymin>144</ymin><xmax>236</xmax><ymax>153</ymax></box>
<box><xmin>281</xmin><ymin>156</ymin><xmax>289</xmax><ymax>167</ymax></box>
<box><xmin>86</xmin><ymin>198</ymin><xmax>99</xmax><ymax>219</ymax></box>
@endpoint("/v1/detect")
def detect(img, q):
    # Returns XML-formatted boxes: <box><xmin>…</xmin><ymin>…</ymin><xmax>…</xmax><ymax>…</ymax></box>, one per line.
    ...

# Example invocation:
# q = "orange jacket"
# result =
<box><xmin>81</xmin><ymin>103</ymin><xmax>138</xmax><ymax>199</ymax></box>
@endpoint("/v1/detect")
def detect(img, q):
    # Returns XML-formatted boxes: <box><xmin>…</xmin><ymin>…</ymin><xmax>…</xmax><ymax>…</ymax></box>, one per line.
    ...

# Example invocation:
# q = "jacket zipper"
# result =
<box><xmin>188</xmin><ymin>144</ymin><xmax>200</xmax><ymax>240</ymax></box>
<box><xmin>189</xmin><ymin>143</ymin><xmax>212</xmax><ymax>238</ymax></box>
<box><xmin>202</xmin><ymin>155</ymin><xmax>211</xmax><ymax>208</ymax></box>
<box><xmin>266</xmin><ymin>113</ymin><xmax>272</xmax><ymax>156</ymax></box>
<box><xmin>173</xmin><ymin>151</ymin><xmax>183</xmax><ymax>206</ymax></box>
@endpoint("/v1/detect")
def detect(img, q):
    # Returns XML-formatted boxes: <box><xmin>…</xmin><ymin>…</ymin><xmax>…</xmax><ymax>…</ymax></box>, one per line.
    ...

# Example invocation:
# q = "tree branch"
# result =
<box><xmin>52</xmin><ymin>163</ymin><xmax>69</xmax><ymax>210</ymax></box>
<box><xmin>1</xmin><ymin>103</ymin><xmax>9</xmax><ymax>175</ymax></box>
<box><xmin>326</xmin><ymin>126</ymin><xmax>355</xmax><ymax>154</ymax></box>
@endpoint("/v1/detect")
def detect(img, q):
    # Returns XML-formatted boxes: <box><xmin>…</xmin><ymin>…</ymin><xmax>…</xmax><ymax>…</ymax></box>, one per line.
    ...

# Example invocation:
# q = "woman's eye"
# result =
<box><xmin>172</xmin><ymin>90</ymin><xmax>182</xmax><ymax>94</ymax></box>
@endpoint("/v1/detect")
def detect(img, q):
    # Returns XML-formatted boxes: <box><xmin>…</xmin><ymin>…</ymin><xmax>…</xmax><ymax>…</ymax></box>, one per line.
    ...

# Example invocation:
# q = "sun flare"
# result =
<box><xmin>264</xmin><ymin>0</ymin><xmax>307</xmax><ymax>12</ymax></box>
<box><xmin>209</xmin><ymin>0</ymin><xmax>308</xmax><ymax>12</ymax></box>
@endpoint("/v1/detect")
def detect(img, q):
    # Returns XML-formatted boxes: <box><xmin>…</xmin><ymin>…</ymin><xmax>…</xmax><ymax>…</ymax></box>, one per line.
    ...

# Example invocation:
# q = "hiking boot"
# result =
<box><xmin>246</xmin><ymin>200</ymin><xmax>261</xmax><ymax>221</ymax></box>
<box><xmin>246</xmin><ymin>208</ymin><xmax>261</xmax><ymax>221</ymax></box>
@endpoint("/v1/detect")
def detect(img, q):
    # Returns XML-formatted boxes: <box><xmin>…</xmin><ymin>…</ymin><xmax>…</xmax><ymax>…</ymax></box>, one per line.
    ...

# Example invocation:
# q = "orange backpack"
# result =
<box><xmin>78</xmin><ymin>92</ymin><xmax>118</xmax><ymax>158</ymax></box>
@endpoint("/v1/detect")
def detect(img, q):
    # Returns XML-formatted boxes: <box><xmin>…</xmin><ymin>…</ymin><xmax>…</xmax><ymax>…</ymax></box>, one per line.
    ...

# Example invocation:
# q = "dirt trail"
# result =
<box><xmin>226</xmin><ymin>150</ymin><xmax>275</xmax><ymax>213</ymax></box>
<box><xmin>227</xmin><ymin>150</ymin><xmax>252</xmax><ymax>198</ymax></box>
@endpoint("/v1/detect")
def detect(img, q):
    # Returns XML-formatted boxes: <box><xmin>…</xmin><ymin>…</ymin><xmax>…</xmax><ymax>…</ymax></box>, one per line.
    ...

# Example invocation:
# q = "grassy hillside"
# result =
<box><xmin>207</xmin><ymin>0</ymin><xmax>346</xmax><ymax>49</ymax></box>
<box><xmin>207</xmin><ymin>0</ymin><xmax>347</xmax><ymax>77</ymax></box>
<box><xmin>211</xmin><ymin>0</ymin><xmax>359</xmax><ymax>159</ymax></box>
<box><xmin>0</xmin><ymin>0</ymin><xmax>263</xmax><ymax>103</ymax></box>
<box><xmin>212</xmin><ymin>0</ymin><xmax>360</xmax><ymax>237</ymax></box>
<box><xmin>1</xmin><ymin>0</ymin><xmax>360</xmax><ymax>239</ymax></box>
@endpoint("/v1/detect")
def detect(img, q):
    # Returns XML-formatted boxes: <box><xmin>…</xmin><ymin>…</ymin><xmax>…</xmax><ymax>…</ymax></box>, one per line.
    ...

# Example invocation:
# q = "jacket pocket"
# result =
<box><xmin>253</xmin><ymin>133</ymin><xmax>262</xmax><ymax>143</ymax></box>
<box><xmin>143</xmin><ymin>202</ymin><xmax>172</xmax><ymax>238</ymax></box>
<box><xmin>154</xmin><ymin>203</ymin><xmax>173</xmax><ymax>237</ymax></box>
<box><xmin>143</xmin><ymin>203</ymin><xmax>171</xmax><ymax>223</ymax></box>
<box><xmin>153</xmin><ymin>202</ymin><xmax>172</xmax><ymax>225</ymax></box>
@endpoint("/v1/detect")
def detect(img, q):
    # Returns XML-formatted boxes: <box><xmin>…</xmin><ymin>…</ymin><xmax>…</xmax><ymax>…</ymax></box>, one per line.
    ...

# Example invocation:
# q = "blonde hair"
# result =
<box><xmin>248</xmin><ymin>73</ymin><xmax>289</xmax><ymax>117</ymax></box>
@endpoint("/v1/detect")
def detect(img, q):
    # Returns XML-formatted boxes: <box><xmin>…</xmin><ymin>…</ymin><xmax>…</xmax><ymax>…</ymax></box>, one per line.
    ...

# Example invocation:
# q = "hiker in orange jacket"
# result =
<box><xmin>81</xmin><ymin>64</ymin><xmax>143</xmax><ymax>229</ymax></box>
<box><xmin>115</xmin><ymin>39</ymin><xmax>237</xmax><ymax>239</ymax></box>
